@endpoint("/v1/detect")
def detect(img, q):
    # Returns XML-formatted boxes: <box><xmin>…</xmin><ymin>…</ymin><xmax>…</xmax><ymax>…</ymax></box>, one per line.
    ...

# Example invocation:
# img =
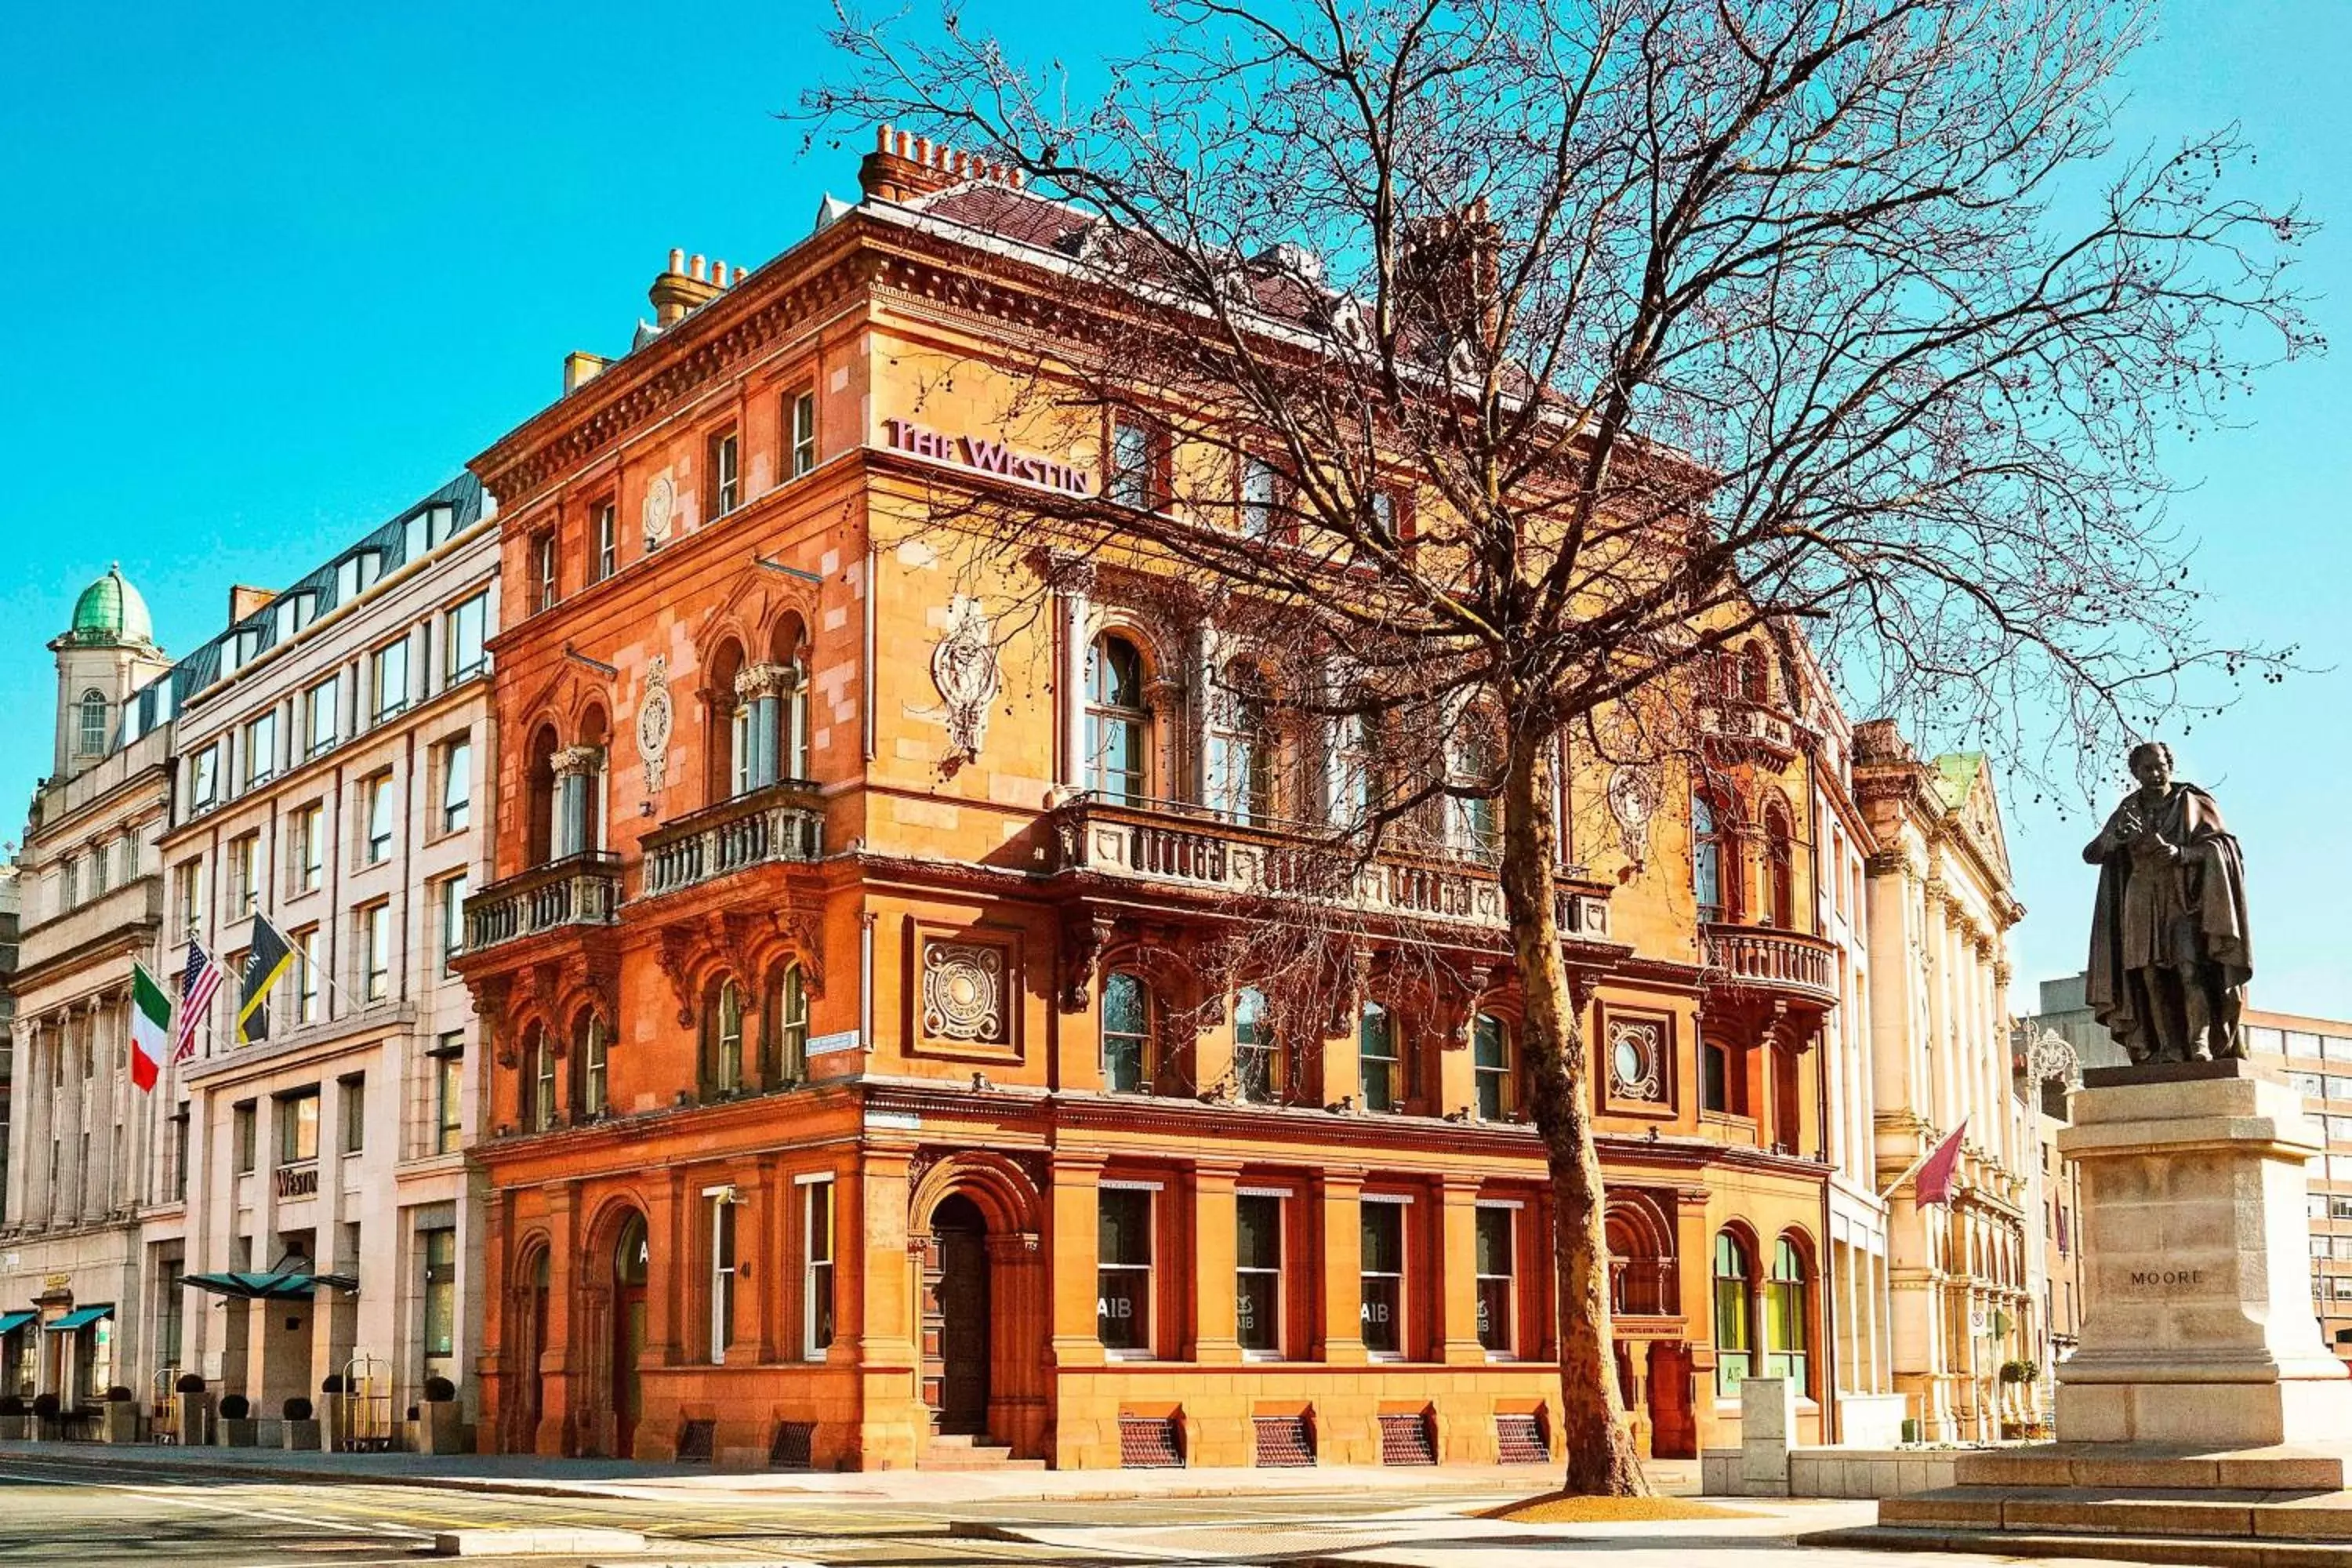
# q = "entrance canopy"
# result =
<box><xmin>0</xmin><ymin>1311</ymin><xmax>34</xmax><ymax>1336</ymax></box>
<box><xmin>184</xmin><ymin>1267</ymin><xmax>358</xmax><ymax>1302</ymax></box>
<box><xmin>43</xmin><ymin>1305</ymin><xmax>112</xmax><ymax>1332</ymax></box>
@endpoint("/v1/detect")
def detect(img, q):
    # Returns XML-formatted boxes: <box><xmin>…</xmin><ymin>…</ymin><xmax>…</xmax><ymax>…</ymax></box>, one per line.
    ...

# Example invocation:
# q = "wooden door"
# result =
<box><xmin>1647</xmin><ymin>1340</ymin><xmax>1697</xmax><ymax>1459</ymax></box>
<box><xmin>924</xmin><ymin>1196</ymin><xmax>991</xmax><ymax>1438</ymax></box>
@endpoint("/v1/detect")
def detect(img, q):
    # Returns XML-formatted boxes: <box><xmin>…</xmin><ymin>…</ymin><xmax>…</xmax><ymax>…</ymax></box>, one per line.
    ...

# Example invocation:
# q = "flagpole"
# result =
<box><xmin>1878</xmin><ymin>1120</ymin><xmax>1963</xmax><ymax>1202</ymax></box>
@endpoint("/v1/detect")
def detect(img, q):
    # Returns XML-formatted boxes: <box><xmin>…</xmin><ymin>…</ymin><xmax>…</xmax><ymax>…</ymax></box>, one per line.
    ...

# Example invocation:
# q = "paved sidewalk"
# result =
<box><xmin>0</xmin><ymin>1438</ymin><xmax>1673</xmax><ymax>1505</ymax></box>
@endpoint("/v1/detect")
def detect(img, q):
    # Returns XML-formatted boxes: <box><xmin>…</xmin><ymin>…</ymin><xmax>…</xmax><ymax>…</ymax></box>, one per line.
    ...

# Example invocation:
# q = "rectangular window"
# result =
<box><xmin>233</xmin><ymin>1101</ymin><xmax>256</xmax><ymax>1174</ymax></box>
<box><xmin>593</xmin><ymin>501</ymin><xmax>618</xmax><ymax>582</ymax></box>
<box><xmin>1109</xmin><ymin>418</ymin><xmax>1155</xmax><ymax>510</ymax></box>
<box><xmin>1233</xmin><ymin>988</ymin><xmax>1276</xmax><ymax>1104</ymax></box>
<box><xmin>709</xmin><ymin>429</ymin><xmax>741</xmax><ymax>517</ymax></box>
<box><xmin>444</xmin><ymin>592</ymin><xmax>488</xmax><ymax>684</ymax></box>
<box><xmin>1360</xmin><ymin>1200</ymin><xmax>1405</xmax><ymax>1357</ymax></box>
<box><xmin>437</xmin><ymin>875</ymin><xmax>468</xmax><ymax>976</ymax></box>
<box><xmin>1236</xmin><ymin>1192</ymin><xmax>1282</xmax><ymax>1357</ymax></box>
<box><xmin>1240</xmin><ymin>455</ymin><xmax>1278</xmax><ymax>538</ymax></box>
<box><xmin>1473</xmin><ymin>1015</ymin><xmax>1512</xmax><ymax>1120</ymax></box>
<box><xmin>438</xmin><ymin>738</ymin><xmax>471</xmax><ymax>833</ymax></box>
<box><xmin>433</xmin><ymin>1033</ymin><xmax>465</xmax><ymax>1156</ymax></box>
<box><xmin>708</xmin><ymin>1195</ymin><xmax>738</xmax><ymax>1364</ymax></box>
<box><xmin>1102</xmin><ymin>972</ymin><xmax>1149</xmax><ymax>1094</ymax></box>
<box><xmin>1097</xmin><ymin>1186</ymin><xmax>1153</xmax><ymax>1356</ymax></box>
<box><xmin>278</xmin><ymin>1089</ymin><xmax>320</xmax><ymax>1165</ymax></box>
<box><xmin>336</xmin><ymin>549</ymin><xmax>381</xmax><ymax>604</ymax></box>
<box><xmin>292</xmin><ymin>804</ymin><xmax>325</xmax><ymax>893</ymax></box>
<box><xmin>191</xmin><ymin>745</ymin><xmax>221</xmax><ymax>811</ymax></box>
<box><xmin>359</xmin><ymin>902</ymin><xmax>390</xmax><ymax>1004</ymax></box>
<box><xmin>1703</xmin><ymin>1040</ymin><xmax>1732</xmax><ymax>1113</ymax></box>
<box><xmin>243</xmin><ymin>711</ymin><xmax>277</xmax><ymax>788</ymax></box>
<box><xmin>339</xmin><ymin>1073</ymin><xmax>365</xmax><ymax>1154</ymax></box>
<box><xmin>789</xmin><ymin>390</ymin><xmax>818</xmax><ymax>477</ymax></box>
<box><xmin>292</xmin><ymin>927</ymin><xmax>320</xmax><ymax>1025</ymax></box>
<box><xmin>364</xmin><ymin>772</ymin><xmax>394</xmax><ymax>862</ymax></box>
<box><xmin>306</xmin><ymin>676</ymin><xmax>339</xmax><ymax>758</ymax></box>
<box><xmin>421</xmin><ymin>1229</ymin><xmax>456</xmax><ymax>1359</ymax></box>
<box><xmin>372</xmin><ymin>638</ymin><xmax>410</xmax><ymax>720</ymax></box>
<box><xmin>532</xmin><ymin>532</ymin><xmax>558</xmax><ymax>614</ymax></box>
<box><xmin>1359</xmin><ymin>1003</ymin><xmax>1401</xmax><ymax>1113</ymax></box>
<box><xmin>805</xmin><ymin>1178</ymin><xmax>836</xmax><ymax>1358</ymax></box>
<box><xmin>1475</xmin><ymin>1206</ymin><xmax>1515</xmax><ymax>1356</ymax></box>
<box><xmin>228</xmin><ymin>833</ymin><xmax>259</xmax><ymax>915</ymax></box>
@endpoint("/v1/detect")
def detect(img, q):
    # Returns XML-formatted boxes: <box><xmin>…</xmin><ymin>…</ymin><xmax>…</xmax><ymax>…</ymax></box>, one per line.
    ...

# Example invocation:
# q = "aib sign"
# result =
<box><xmin>883</xmin><ymin>418</ymin><xmax>1094</xmax><ymax>495</ymax></box>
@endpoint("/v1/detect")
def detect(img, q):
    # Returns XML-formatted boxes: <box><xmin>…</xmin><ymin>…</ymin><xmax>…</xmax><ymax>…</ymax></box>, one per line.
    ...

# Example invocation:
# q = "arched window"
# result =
<box><xmin>1766</xmin><ymin>1237</ymin><xmax>1810</xmax><ymax>1392</ymax></box>
<box><xmin>706</xmin><ymin>638</ymin><xmax>746</xmax><ymax>804</ymax></box>
<box><xmin>572</xmin><ymin>1012</ymin><xmax>608</xmax><ymax>1120</ymax></box>
<box><xmin>1739</xmin><ymin>641</ymin><xmax>1770</xmax><ymax>704</ymax></box>
<box><xmin>1359</xmin><ymin>1000</ymin><xmax>1403</xmax><ymax>1112</ymax></box>
<box><xmin>1713</xmin><ymin>1231</ymin><xmax>1755</xmax><ymax>1394</ymax></box>
<box><xmin>702</xmin><ymin>979</ymin><xmax>744</xmax><ymax>1098</ymax></box>
<box><xmin>1327</xmin><ymin>707</ymin><xmax>1376</xmax><ymax>827</ymax></box>
<box><xmin>615</xmin><ymin>1214</ymin><xmax>650</xmax><ymax>1287</ymax></box>
<box><xmin>773</xmin><ymin>615</ymin><xmax>812</xmax><ymax>782</ymax></box>
<box><xmin>1762</xmin><ymin>800</ymin><xmax>1795</xmax><ymax>930</ymax></box>
<box><xmin>1101</xmin><ymin>970</ymin><xmax>1151</xmax><ymax>1093</ymax></box>
<box><xmin>1473</xmin><ymin>1014</ymin><xmax>1513</xmax><ymax>1120</ymax></box>
<box><xmin>761</xmin><ymin>963</ymin><xmax>809</xmax><ymax>1085</ymax></box>
<box><xmin>523</xmin><ymin>1025</ymin><xmax>556</xmax><ymax>1133</ymax></box>
<box><xmin>1206</xmin><ymin>660</ymin><xmax>1274</xmax><ymax>825</ymax></box>
<box><xmin>524</xmin><ymin>726</ymin><xmax>559</xmax><ymax>866</ymax></box>
<box><xmin>1085</xmin><ymin>634</ymin><xmax>1151</xmax><ymax>804</ymax></box>
<box><xmin>77</xmin><ymin>690</ymin><xmax>108</xmax><ymax>757</ymax></box>
<box><xmin>1233</xmin><ymin>985</ymin><xmax>1276</xmax><ymax>1103</ymax></box>
<box><xmin>1692</xmin><ymin>792</ymin><xmax>1725</xmax><ymax>923</ymax></box>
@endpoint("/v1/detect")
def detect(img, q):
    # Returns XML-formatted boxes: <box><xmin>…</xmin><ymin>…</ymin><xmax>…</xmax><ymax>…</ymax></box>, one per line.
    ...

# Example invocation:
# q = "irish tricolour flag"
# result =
<box><xmin>129</xmin><ymin>961</ymin><xmax>170</xmax><ymax>1093</ymax></box>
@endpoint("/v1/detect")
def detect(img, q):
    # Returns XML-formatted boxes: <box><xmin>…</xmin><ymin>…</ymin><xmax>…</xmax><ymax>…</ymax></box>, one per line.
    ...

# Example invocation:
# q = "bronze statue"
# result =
<box><xmin>2082</xmin><ymin>742</ymin><xmax>2253</xmax><ymax>1064</ymax></box>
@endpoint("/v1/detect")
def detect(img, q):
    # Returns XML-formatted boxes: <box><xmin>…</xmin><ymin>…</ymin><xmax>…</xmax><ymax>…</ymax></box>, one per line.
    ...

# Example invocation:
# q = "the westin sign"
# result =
<box><xmin>883</xmin><ymin>418</ymin><xmax>1094</xmax><ymax>496</ymax></box>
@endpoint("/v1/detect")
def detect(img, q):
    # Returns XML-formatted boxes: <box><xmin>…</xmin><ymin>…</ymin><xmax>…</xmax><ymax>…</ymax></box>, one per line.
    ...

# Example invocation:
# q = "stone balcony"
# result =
<box><xmin>1048</xmin><ymin>791</ymin><xmax>1612</xmax><ymax>941</ymax></box>
<box><xmin>1696</xmin><ymin>699</ymin><xmax>1801</xmax><ymax>764</ymax></box>
<box><xmin>463</xmin><ymin>851</ymin><xmax>622</xmax><ymax>954</ymax></box>
<box><xmin>1700</xmin><ymin>922</ymin><xmax>1839</xmax><ymax>1007</ymax></box>
<box><xmin>638</xmin><ymin>779</ymin><xmax>825</xmax><ymax>902</ymax></box>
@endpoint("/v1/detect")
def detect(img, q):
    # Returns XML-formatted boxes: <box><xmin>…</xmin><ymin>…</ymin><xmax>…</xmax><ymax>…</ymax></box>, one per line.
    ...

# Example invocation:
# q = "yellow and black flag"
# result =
<box><xmin>236</xmin><ymin>916</ymin><xmax>296</xmax><ymax>1045</ymax></box>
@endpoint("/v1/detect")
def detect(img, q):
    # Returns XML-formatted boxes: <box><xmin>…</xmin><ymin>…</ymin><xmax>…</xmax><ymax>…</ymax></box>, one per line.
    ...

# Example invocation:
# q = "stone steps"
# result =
<box><xmin>1883</xmin><ymin>1483</ymin><xmax>2352</xmax><ymax>1540</ymax></box>
<box><xmin>1811</xmin><ymin>1523</ymin><xmax>2352</xmax><ymax>1568</ymax></box>
<box><xmin>920</xmin><ymin>1434</ymin><xmax>1046</xmax><ymax>1471</ymax></box>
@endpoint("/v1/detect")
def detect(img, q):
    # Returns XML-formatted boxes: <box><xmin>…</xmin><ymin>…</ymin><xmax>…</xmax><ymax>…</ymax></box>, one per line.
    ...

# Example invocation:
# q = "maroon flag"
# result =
<box><xmin>1915</xmin><ymin>1122</ymin><xmax>1969</xmax><ymax>1205</ymax></box>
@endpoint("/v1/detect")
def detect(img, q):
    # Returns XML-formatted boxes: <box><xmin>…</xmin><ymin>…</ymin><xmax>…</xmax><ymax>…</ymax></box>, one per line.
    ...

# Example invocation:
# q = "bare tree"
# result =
<box><xmin>807</xmin><ymin>0</ymin><xmax>2312</xmax><ymax>1494</ymax></box>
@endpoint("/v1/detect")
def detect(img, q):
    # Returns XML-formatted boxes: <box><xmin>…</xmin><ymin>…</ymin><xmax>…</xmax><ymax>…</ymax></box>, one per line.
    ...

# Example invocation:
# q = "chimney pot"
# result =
<box><xmin>668</xmin><ymin>247</ymin><xmax>684</xmax><ymax>274</ymax></box>
<box><xmin>689</xmin><ymin>253</ymin><xmax>707</xmax><ymax>281</ymax></box>
<box><xmin>877</xmin><ymin>122</ymin><xmax>893</xmax><ymax>151</ymax></box>
<box><xmin>914</xmin><ymin>136</ymin><xmax>931</xmax><ymax>162</ymax></box>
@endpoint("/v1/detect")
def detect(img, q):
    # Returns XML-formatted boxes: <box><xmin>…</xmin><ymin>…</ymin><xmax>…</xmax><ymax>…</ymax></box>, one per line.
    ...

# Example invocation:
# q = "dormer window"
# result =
<box><xmin>274</xmin><ymin>592</ymin><xmax>316</xmax><ymax>642</ymax></box>
<box><xmin>335</xmin><ymin>550</ymin><xmax>381</xmax><ymax>606</ymax></box>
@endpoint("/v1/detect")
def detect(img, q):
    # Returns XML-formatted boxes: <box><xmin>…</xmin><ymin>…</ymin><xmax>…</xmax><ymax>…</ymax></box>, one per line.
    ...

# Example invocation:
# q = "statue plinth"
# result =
<box><xmin>2056</xmin><ymin>1060</ymin><xmax>2352</xmax><ymax>1448</ymax></box>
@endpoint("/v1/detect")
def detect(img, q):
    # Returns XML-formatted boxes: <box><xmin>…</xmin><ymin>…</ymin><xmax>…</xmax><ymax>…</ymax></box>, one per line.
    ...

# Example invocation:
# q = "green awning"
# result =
<box><xmin>183</xmin><ymin>1269</ymin><xmax>358</xmax><ymax>1302</ymax></box>
<box><xmin>0</xmin><ymin>1311</ymin><xmax>34</xmax><ymax>1336</ymax></box>
<box><xmin>43</xmin><ymin>1305</ymin><xmax>112</xmax><ymax>1332</ymax></box>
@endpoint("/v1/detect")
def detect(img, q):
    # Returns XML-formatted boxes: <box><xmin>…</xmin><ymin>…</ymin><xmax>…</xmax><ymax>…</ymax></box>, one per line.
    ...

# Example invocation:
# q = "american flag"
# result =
<box><xmin>172</xmin><ymin>939</ymin><xmax>223</xmax><ymax>1065</ymax></box>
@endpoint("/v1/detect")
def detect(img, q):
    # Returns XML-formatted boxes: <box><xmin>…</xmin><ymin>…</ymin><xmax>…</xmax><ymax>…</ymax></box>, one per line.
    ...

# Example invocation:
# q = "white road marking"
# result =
<box><xmin>0</xmin><ymin>1464</ymin><xmax>431</xmax><ymax>1541</ymax></box>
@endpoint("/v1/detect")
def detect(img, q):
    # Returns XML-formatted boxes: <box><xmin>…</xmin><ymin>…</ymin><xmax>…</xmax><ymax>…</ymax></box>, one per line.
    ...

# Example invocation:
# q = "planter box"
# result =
<box><xmin>321</xmin><ymin>1400</ymin><xmax>347</xmax><ymax>1453</ymax></box>
<box><xmin>0</xmin><ymin>1415</ymin><xmax>27</xmax><ymax>1441</ymax></box>
<box><xmin>174</xmin><ymin>1393</ymin><xmax>212</xmax><ymax>1446</ymax></box>
<box><xmin>282</xmin><ymin>1418</ymin><xmax>320</xmax><ymax>1450</ymax></box>
<box><xmin>416</xmin><ymin>1400</ymin><xmax>466</xmax><ymax>1455</ymax></box>
<box><xmin>100</xmin><ymin>1403</ymin><xmax>140</xmax><ymax>1443</ymax></box>
<box><xmin>219</xmin><ymin>1417</ymin><xmax>260</xmax><ymax>1448</ymax></box>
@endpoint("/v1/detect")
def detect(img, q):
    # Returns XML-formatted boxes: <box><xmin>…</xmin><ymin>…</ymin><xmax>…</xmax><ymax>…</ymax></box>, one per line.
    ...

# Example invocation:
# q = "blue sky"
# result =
<box><xmin>2</xmin><ymin>3</ymin><xmax>2345</xmax><ymax>1017</ymax></box>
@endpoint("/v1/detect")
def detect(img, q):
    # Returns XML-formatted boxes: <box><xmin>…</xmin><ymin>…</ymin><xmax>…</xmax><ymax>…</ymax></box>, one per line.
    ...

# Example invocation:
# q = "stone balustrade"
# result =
<box><xmin>638</xmin><ymin>779</ymin><xmax>824</xmax><ymax>900</ymax></box>
<box><xmin>463</xmin><ymin>851</ymin><xmax>622</xmax><ymax>953</ymax></box>
<box><xmin>1700</xmin><ymin>922</ymin><xmax>1838</xmax><ymax>1006</ymax></box>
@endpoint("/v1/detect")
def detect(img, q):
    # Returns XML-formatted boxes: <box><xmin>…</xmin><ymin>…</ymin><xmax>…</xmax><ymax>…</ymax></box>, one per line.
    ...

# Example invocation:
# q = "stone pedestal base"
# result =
<box><xmin>2053</xmin><ymin>1063</ymin><xmax>2352</xmax><ymax>1450</ymax></box>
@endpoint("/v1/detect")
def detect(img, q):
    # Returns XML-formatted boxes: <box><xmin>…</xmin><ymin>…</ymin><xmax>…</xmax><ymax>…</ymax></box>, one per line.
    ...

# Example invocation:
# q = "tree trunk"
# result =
<box><xmin>1497</xmin><ymin>724</ymin><xmax>1648</xmax><ymax>1497</ymax></box>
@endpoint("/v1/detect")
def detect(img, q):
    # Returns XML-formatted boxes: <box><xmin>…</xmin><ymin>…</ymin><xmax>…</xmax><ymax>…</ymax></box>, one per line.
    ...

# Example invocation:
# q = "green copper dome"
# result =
<box><xmin>70</xmin><ymin>564</ymin><xmax>155</xmax><ymax>647</ymax></box>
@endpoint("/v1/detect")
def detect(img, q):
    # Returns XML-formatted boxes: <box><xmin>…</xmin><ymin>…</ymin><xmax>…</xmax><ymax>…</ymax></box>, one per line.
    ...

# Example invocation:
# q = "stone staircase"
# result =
<box><xmin>1811</xmin><ymin>1445</ymin><xmax>2352</xmax><ymax>1566</ymax></box>
<box><xmin>920</xmin><ymin>1432</ymin><xmax>1047</xmax><ymax>1472</ymax></box>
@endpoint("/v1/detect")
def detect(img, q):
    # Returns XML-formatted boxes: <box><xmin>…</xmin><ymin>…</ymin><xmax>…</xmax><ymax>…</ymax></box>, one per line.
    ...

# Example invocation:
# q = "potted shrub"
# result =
<box><xmin>0</xmin><ymin>1394</ymin><xmax>27</xmax><ymax>1441</ymax></box>
<box><xmin>217</xmin><ymin>1393</ymin><xmax>258</xmax><ymax>1448</ymax></box>
<box><xmin>319</xmin><ymin>1374</ymin><xmax>347</xmax><ymax>1453</ymax></box>
<box><xmin>31</xmin><ymin>1392</ymin><xmax>62</xmax><ymax>1443</ymax></box>
<box><xmin>416</xmin><ymin>1375</ymin><xmax>464</xmax><ymax>1455</ymax></box>
<box><xmin>172</xmin><ymin>1373</ymin><xmax>211</xmax><ymax>1446</ymax></box>
<box><xmin>281</xmin><ymin>1396</ymin><xmax>320</xmax><ymax>1451</ymax></box>
<box><xmin>100</xmin><ymin>1385</ymin><xmax>140</xmax><ymax>1444</ymax></box>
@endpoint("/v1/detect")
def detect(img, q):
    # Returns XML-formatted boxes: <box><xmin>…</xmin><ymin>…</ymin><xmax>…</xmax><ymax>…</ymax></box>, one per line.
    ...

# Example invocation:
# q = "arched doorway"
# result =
<box><xmin>611</xmin><ymin>1214</ymin><xmax>649</xmax><ymax>1457</ymax></box>
<box><xmin>515</xmin><ymin>1248</ymin><xmax>550</xmax><ymax>1451</ymax></box>
<box><xmin>925</xmin><ymin>1195</ymin><xmax>991</xmax><ymax>1436</ymax></box>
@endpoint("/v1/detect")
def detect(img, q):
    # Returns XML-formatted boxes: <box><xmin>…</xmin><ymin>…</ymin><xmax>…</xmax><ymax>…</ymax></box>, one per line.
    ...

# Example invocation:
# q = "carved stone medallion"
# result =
<box><xmin>1607</xmin><ymin>1017</ymin><xmax>1666</xmax><ymax>1103</ymax></box>
<box><xmin>922</xmin><ymin>941</ymin><xmax>1005</xmax><ymax>1043</ymax></box>
<box><xmin>641</xmin><ymin>470</ymin><xmax>677</xmax><ymax>548</ymax></box>
<box><xmin>636</xmin><ymin>653</ymin><xmax>674</xmax><ymax>793</ymax></box>
<box><xmin>930</xmin><ymin>595</ymin><xmax>1002</xmax><ymax>763</ymax></box>
<box><xmin>1607</xmin><ymin>764</ymin><xmax>1661</xmax><ymax>865</ymax></box>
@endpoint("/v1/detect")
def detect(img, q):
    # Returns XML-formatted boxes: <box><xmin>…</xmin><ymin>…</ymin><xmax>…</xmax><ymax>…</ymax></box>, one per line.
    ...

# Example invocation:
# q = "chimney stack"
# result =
<box><xmin>648</xmin><ymin>247</ymin><xmax>723</xmax><ymax>326</ymax></box>
<box><xmin>228</xmin><ymin>585</ymin><xmax>275</xmax><ymax>623</ymax></box>
<box><xmin>858</xmin><ymin>122</ymin><xmax>1025</xmax><ymax>203</ymax></box>
<box><xmin>563</xmin><ymin>350</ymin><xmax>612</xmax><ymax>395</ymax></box>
